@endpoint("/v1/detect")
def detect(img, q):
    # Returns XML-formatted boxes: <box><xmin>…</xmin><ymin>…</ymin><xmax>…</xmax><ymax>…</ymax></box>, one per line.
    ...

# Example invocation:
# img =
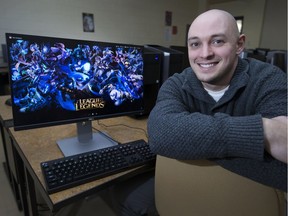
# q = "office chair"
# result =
<box><xmin>154</xmin><ymin>155</ymin><xmax>286</xmax><ymax>216</ymax></box>
<box><xmin>239</xmin><ymin>49</ymin><xmax>267</xmax><ymax>62</ymax></box>
<box><xmin>266</xmin><ymin>50</ymin><xmax>287</xmax><ymax>73</ymax></box>
<box><xmin>255</xmin><ymin>48</ymin><xmax>270</xmax><ymax>56</ymax></box>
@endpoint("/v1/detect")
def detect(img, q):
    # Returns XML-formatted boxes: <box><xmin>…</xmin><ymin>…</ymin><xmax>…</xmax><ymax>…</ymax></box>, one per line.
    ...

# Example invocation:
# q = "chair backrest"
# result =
<box><xmin>255</xmin><ymin>48</ymin><xmax>270</xmax><ymax>56</ymax></box>
<box><xmin>239</xmin><ymin>49</ymin><xmax>267</xmax><ymax>62</ymax></box>
<box><xmin>266</xmin><ymin>50</ymin><xmax>287</xmax><ymax>73</ymax></box>
<box><xmin>154</xmin><ymin>155</ymin><xmax>286</xmax><ymax>216</ymax></box>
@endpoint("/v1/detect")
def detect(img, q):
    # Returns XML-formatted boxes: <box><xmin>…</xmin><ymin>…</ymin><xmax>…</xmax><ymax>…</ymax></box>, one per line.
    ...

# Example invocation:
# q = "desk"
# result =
<box><xmin>0</xmin><ymin>67</ymin><xmax>9</xmax><ymax>95</ymax></box>
<box><xmin>0</xmin><ymin>66</ymin><xmax>9</xmax><ymax>75</ymax></box>
<box><xmin>0</xmin><ymin>95</ymin><xmax>24</xmax><ymax>211</ymax></box>
<box><xmin>0</xmin><ymin>95</ymin><xmax>151</xmax><ymax>215</ymax></box>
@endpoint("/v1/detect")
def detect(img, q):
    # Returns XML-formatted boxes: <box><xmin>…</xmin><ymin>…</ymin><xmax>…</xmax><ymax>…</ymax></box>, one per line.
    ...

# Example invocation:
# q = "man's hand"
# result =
<box><xmin>263</xmin><ymin>116</ymin><xmax>287</xmax><ymax>163</ymax></box>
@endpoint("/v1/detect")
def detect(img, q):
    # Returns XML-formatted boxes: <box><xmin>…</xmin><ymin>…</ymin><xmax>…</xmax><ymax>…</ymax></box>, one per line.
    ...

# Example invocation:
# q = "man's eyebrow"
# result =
<box><xmin>188</xmin><ymin>34</ymin><xmax>226</xmax><ymax>41</ymax></box>
<box><xmin>187</xmin><ymin>36</ymin><xmax>199</xmax><ymax>41</ymax></box>
<box><xmin>211</xmin><ymin>33</ymin><xmax>226</xmax><ymax>38</ymax></box>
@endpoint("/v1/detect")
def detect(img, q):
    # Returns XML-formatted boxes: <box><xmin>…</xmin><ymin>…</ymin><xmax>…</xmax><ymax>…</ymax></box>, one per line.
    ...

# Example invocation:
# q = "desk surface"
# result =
<box><xmin>1</xmin><ymin>95</ymin><xmax>149</xmax><ymax>211</ymax></box>
<box><xmin>0</xmin><ymin>95</ymin><xmax>12</xmax><ymax>120</ymax></box>
<box><xmin>0</xmin><ymin>95</ymin><xmax>13</xmax><ymax>127</ymax></box>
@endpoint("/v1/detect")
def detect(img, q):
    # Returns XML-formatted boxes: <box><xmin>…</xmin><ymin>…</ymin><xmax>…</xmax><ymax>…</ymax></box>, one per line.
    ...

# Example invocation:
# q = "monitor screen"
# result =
<box><xmin>6</xmin><ymin>33</ymin><xmax>144</xmax><ymax>156</ymax></box>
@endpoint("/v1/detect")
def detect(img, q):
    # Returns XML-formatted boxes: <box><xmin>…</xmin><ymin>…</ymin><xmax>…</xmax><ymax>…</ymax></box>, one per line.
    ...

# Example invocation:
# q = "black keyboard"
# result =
<box><xmin>40</xmin><ymin>139</ymin><xmax>156</xmax><ymax>194</ymax></box>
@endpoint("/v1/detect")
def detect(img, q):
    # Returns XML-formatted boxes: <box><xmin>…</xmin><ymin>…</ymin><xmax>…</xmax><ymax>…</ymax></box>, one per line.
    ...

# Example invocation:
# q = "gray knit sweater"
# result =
<box><xmin>147</xmin><ymin>57</ymin><xmax>287</xmax><ymax>191</ymax></box>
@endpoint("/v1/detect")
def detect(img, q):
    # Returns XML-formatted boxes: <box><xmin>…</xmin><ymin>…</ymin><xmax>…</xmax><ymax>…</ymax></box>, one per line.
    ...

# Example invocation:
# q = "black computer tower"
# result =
<box><xmin>138</xmin><ymin>46</ymin><xmax>162</xmax><ymax>116</ymax></box>
<box><xmin>144</xmin><ymin>45</ymin><xmax>184</xmax><ymax>85</ymax></box>
<box><xmin>170</xmin><ymin>45</ymin><xmax>190</xmax><ymax>70</ymax></box>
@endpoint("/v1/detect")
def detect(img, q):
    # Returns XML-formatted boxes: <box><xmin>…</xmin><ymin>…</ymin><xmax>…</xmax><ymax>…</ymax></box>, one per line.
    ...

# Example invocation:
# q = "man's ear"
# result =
<box><xmin>236</xmin><ymin>34</ymin><xmax>246</xmax><ymax>55</ymax></box>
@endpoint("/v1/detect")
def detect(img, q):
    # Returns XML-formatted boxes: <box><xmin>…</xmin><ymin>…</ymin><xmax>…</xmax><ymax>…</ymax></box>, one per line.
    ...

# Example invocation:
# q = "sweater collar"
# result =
<box><xmin>183</xmin><ymin>57</ymin><xmax>250</xmax><ymax>104</ymax></box>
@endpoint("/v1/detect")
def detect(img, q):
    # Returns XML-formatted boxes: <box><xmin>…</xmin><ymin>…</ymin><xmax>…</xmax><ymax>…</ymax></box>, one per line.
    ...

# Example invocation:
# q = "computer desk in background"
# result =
<box><xmin>0</xmin><ymin>95</ymin><xmax>152</xmax><ymax>216</ymax></box>
<box><xmin>0</xmin><ymin>66</ymin><xmax>9</xmax><ymax>95</ymax></box>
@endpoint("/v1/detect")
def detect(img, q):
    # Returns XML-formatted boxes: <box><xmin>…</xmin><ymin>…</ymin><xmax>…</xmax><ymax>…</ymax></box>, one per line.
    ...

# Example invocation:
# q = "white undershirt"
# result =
<box><xmin>204</xmin><ymin>85</ymin><xmax>230</xmax><ymax>102</ymax></box>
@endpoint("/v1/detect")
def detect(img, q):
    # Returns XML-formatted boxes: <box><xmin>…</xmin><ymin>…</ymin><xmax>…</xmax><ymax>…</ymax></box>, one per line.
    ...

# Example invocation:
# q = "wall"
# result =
<box><xmin>0</xmin><ymin>0</ymin><xmax>199</xmax><ymax>64</ymax></box>
<box><xmin>209</xmin><ymin>0</ymin><xmax>287</xmax><ymax>50</ymax></box>
<box><xmin>0</xmin><ymin>0</ymin><xmax>286</xmax><ymax>64</ymax></box>
<box><xmin>208</xmin><ymin>0</ymin><xmax>266</xmax><ymax>49</ymax></box>
<box><xmin>260</xmin><ymin>0</ymin><xmax>287</xmax><ymax>50</ymax></box>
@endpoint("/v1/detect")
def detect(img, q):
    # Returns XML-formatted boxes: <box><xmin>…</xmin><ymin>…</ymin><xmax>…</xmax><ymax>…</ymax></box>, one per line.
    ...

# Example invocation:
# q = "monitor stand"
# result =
<box><xmin>57</xmin><ymin>120</ymin><xmax>118</xmax><ymax>157</ymax></box>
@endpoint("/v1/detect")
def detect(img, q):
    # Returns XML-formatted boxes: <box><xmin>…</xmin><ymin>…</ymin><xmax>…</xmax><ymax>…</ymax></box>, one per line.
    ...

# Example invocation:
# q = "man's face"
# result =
<box><xmin>187</xmin><ymin>13</ymin><xmax>243</xmax><ymax>90</ymax></box>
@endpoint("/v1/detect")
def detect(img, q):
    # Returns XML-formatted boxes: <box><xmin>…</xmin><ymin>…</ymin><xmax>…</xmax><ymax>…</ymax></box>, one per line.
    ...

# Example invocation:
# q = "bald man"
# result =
<box><xmin>105</xmin><ymin>9</ymin><xmax>287</xmax><ymax>216</ymax></box>
<box><xmin>149</xmin><ymin>8</ymin><xmax>287</xmax><ymax>189</ymax></box>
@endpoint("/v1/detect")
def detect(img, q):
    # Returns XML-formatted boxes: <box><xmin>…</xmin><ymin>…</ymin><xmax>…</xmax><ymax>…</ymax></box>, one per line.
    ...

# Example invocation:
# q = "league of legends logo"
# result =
<box><xmin>75</xmin><ymin>98</ymin><xmax>105</xmax><ymax>111</ymax></box>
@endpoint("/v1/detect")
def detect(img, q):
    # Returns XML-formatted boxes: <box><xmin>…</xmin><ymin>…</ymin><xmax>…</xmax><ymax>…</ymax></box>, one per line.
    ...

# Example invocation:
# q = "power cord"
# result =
<box><xmin>94</xmin><ymin>120</ymin><xmax>148</xmax><ymax>139</ymax></box>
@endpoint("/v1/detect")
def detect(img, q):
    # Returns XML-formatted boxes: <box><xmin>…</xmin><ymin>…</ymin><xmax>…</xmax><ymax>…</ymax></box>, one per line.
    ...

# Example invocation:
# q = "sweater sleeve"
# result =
<box><xmin>147</xmin><ymin>73</ymin><xmax>265</xmax><ymax>161</ymax></box>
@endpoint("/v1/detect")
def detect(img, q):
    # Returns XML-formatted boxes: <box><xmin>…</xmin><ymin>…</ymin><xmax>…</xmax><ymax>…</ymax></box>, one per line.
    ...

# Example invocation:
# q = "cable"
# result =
<box><xmin>94</xmin><ymin>120</ymin><xmax>148</xmax><ymax>139</ymax></box>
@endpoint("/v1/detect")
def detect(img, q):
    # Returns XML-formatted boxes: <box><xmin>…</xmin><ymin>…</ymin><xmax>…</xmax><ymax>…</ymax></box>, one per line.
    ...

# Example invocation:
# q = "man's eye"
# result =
<box><xmin>212</xmin><ymin>40</ymin><xmax>224</xmax><ymax>46</ymax></box>
<box><xmin>189</xmin><ymin>42</ymin><xmax>199</xmax><ymax>48</ymax></box>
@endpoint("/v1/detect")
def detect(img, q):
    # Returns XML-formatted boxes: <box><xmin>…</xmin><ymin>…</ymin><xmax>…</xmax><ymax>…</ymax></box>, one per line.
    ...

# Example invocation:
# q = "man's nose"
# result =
<box><xmin>200</xmin><ymin>44</ymin><xmax>213</xmax><ymax>58</ymax></box>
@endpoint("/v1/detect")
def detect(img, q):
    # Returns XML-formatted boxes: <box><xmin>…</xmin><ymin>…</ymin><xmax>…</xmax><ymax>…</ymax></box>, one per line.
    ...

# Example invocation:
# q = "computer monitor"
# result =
<box><xmin>6</xmin><ymin>33</ymin><xmax>145</xmax><ymax>156</ymax></box>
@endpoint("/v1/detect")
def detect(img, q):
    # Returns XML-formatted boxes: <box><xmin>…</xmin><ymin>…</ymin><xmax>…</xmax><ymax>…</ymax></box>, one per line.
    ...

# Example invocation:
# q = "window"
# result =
<box><xmin>234</xmin><ymin>16</ymin><xmax>244</xmax><ymax>34</ymax></box>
